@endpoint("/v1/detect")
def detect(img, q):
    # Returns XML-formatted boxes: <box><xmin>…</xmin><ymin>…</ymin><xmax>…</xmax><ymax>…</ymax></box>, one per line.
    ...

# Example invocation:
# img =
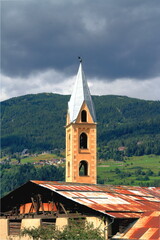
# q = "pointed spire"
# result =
<box><xmin>68</xmin><ymin>62</ymin><xmax>96</xmax><ymax>123</ymax></box>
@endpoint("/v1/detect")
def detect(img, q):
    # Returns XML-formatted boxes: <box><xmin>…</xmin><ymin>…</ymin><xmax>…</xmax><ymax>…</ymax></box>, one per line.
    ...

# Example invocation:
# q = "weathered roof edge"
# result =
<box><xmin>1</xmin><ymin>180</ymin><xmax>160</xmax><ymax>220</ymax></box>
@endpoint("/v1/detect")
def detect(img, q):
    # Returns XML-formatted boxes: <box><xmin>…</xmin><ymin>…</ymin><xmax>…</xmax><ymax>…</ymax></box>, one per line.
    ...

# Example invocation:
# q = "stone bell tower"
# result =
<box><xmin>65</xmin><ymin>60</ymin><xmax>97</xmax><ymax>184</ymax></box>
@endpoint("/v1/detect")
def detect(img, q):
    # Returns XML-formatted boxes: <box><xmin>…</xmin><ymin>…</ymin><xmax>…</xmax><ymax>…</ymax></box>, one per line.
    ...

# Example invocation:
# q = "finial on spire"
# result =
<box><xmin>78</xmin><ymin>56</ymin><xmax>82</xmax><ymax>63</ymax></box>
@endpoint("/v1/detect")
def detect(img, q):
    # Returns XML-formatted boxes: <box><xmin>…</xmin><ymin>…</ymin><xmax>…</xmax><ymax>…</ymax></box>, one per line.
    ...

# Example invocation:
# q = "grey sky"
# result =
<box><xmin>1</xmin><ymin>0</ymin><xmax>160</xmax><ymax>101</ymax></box>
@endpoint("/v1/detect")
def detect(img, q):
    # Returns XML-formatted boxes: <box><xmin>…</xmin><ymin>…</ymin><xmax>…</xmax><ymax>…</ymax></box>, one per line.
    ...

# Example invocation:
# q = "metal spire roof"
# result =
<box><xmin>68</xmin><ymin>63</ymin><xmax>96</xmax><ymax>123</ymax></box>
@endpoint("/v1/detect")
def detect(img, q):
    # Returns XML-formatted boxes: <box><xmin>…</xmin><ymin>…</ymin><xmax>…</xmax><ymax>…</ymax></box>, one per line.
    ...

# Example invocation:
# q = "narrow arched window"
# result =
<box><xmin>80</xmin><ymin>133</ymin><xmax>87</xmax><ymax>149</ymax></box>
<box><xmin>68</xmin><ymin>162</ymin><xmax>70</xmax><ymax>177</ymax></box>
<box><xmin>79</xmin><ymin>160</ymin><xmax>88</xmax><ymax>176</ymax></box>
<box><xmin>68</xmin><ymin>134</ymin><xmax>70</xmax><ymax>151</ymax></box>
<box><xmin>81</xmin><ymin>110</ymin><xmax>87</xmax><ymax>122</ymax></box>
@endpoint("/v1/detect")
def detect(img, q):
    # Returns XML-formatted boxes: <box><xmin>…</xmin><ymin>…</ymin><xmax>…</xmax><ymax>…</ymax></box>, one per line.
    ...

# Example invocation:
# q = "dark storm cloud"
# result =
<box><xmin>2</xmin><ymin>0</ymin><xmax>160</xmax><ymax>80</ymax></box>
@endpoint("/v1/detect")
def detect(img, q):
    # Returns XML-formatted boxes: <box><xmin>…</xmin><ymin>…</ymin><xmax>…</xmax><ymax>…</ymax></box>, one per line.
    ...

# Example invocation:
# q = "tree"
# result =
<box><xmin>21</xmin><ymin>220</ymin><xmax>104</xmax><ymax>240</ymax></box>
<box><xmin>2</xmin><ymin>93</ymin><xmax>160</xmax><ymax>156</ymax></box>
<box><xmin>115</xmin><ymin>168</ymin><xmax>121</xmax><ymax>174</ymax></box>
<box><xmin>1</xmin><ymin>164</ymin><xmax>65</xmax><ymax>197</ymax></box>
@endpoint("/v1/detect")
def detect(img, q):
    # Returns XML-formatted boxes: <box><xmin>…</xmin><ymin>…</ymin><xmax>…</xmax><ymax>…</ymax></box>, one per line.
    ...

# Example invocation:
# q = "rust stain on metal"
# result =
<box><xmin>31</xmin><ymin>181</ymin><xmax>160</xmax><ymax>220</ymax></box>
<box><xmin>113</xmin><ymin>211</ymin><xmax>160</xmax><ymax>239</ymax></box>
<box><xmin>19</xmin><ymin>202</ymin><xmax>57</xmax><ymax>214</ymax></box>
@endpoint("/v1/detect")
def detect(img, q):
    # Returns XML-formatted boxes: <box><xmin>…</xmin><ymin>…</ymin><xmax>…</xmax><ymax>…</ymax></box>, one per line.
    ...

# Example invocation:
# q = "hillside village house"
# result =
<box><xmin>0</xmin><ymin>62</ymin><xmax>160</xmax><ymax>240</ymax></box>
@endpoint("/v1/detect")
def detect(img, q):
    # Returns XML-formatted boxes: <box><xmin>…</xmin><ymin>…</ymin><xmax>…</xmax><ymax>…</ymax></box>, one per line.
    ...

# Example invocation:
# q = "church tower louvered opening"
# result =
<box><xmin>65</xmin><ymin>61</ymin><xmax>97</xmax><ymax>184</ymax></box>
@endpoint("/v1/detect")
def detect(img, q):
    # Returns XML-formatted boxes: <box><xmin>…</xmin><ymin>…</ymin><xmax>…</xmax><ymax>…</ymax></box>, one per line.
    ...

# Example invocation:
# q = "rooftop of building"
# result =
<box><xmin>1</xmin><ymin>180</ymin><xmax>160</xmax><ymax>220</ymax></box>
<box><xmin>113</xmin><ymin>211</ymin><xmax>160</xmax><ymax>240</ymax></box>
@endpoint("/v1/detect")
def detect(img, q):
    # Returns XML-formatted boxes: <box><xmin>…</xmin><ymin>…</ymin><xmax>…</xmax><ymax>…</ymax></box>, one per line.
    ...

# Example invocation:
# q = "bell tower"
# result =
<box><xmin>65</xmin><ymin>60</ymin><xmax>97</xmax><ymax>184</ymax></box>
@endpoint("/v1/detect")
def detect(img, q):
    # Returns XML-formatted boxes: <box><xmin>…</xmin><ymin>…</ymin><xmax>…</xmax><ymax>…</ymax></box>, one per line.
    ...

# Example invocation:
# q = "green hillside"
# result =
<box><xmin>1</xmin><ymin>154</ymin><xmax>160</xmax><ymax>198</ymax></box>
<box><xmin>1</xmin><ymin>93</ymin><xmax>160</xmax><ymax>159</ymax></box>
<box><xmin>0</xmin><ymin>163</ymin><xmax>65</xmax><ymax>197</ymax></box>
<box><xmin>98</xmin><ymin>155</ymin><xmax>160</xmax><ymax>186</ymax></box>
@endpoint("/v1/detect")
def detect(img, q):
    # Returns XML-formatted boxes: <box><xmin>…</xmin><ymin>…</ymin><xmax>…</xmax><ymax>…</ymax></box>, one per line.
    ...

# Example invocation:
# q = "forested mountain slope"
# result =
<box><xmin>1</xmin><ymin>93</ymin><xmax>160</xmax><ymax>159</ymax></box>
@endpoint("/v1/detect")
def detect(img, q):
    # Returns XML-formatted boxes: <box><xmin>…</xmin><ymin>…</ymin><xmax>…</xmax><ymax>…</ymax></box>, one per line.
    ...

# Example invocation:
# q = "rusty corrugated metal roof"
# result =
<box><xmin>31</xmin><ymin>181</ymin><xmax>160</xmax><ymax>219</ymax></box>
<box><xmin>113</xmin><ymin>211</ymin><xmax>160</xmax><ymax>239</ymax></box>
<box><xmin>105</xmin><ymin>212</ymin><xmax>141</xmax><ymax>219</ymax></box>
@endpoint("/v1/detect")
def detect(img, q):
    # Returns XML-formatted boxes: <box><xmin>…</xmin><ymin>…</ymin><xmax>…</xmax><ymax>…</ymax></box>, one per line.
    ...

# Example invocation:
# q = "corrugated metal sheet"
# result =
<box><xmin>31</xmin><ymin>181</ymin><xmax>160</xmax><ymax>219</ymax></box>
<box><xmin>113</xmin><ymin>211</ymin><xmax>160</xmax><ymax>239</ymax></box>
<box><xmin>19</xmin><ymin>202</ymin><xmax>57</xmax><ymax>214</ymax></box>
<box><xmin>105</xmin><ymin>212</ymin><xmax>142</xmax><ymax>219</ymax></box>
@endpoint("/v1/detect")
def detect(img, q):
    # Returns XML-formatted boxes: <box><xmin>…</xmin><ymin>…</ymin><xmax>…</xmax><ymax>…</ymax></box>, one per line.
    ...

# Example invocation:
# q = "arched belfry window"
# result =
<box><xmin>80</xmin><ymin>133</ymin><xmax>87</xmax><ymax>149</ymax></box>
<box><xmin>79</xmin><ymin>160</ymin><xmax>88</xmax><ymax>176</ymax></box>
<box><xmin>81</xmin><ymin>110</ymin><xmax>87</xmax><ymax>122</ymax></box>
